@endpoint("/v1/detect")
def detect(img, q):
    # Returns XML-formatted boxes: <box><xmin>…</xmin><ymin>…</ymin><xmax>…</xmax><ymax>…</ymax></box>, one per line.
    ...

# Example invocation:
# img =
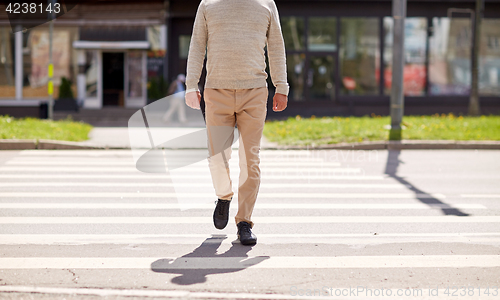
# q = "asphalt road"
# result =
<box><xmin>0</xmin><ymin>149</ymin><xmax>499</xmax><ymax>300</ymax></box>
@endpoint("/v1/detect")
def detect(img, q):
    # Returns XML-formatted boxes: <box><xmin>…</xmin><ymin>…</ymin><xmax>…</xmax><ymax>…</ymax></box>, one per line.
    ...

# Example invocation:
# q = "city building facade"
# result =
<box><xmin>1</xmin><ymin>0</ymin><xmax>499</xmax><ymax>116</ymax></box>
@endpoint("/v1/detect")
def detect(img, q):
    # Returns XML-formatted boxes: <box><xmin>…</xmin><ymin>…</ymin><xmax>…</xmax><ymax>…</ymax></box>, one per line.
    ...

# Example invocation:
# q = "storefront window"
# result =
<box><xmin>24</xmin><ymin>26</ymin><xmax>78</xmax><ymax>99</ymax></box>
<box><xmin>85</xmin><ymin>50</ymin><xmax>98</xmax><ymax>98</ymax></box>
<box><xmin>0</xmin><ymin>27</ymin><xmax>14</xmax><ymax>98</ymax></box>
<box><xmin>281</xmin><ymin>17</ymin><xmax>305</xmax><ymax>51</ymax></box>
<box><xmin>480</xmin><ymin>19</ymin><xmax>500</xmax><ymax>96</ymax></box>
<box><xmin>340</xmin><ymin>18</ymin><xmax>379</xmax><ymax>95</ymax></box>
<box><xmin>147</xmin><ymin>25</ymin><xmax>166</xmax><ymax>103</ymax></box>
<box><xmin>384</xmin><ymin>17</ymin><xmax>427</xmax><ymax>96</ymax></box>
<box><xmin>308</xmin><ymin>17</ymin><xmax>337</xmax><ymax>52</ymax></box>
<box><xmin>429</xmin><ymin>18</ymin><xmax>472</xmax><ymax>95</ymax></box>
<box><xmin>148</xmin><ymin>25</ymin><xmax>166</xmax><ymax>51</ymax></box>
<box><xmin>308</xmin><ymin>55</ymin><xmax>335</xmax><ymax>100</ymax></box>
<box><xmin>179</xmin><ymin>35</ymin><xmax>191</xmax><ymax>59</ymax></box>
<box><xmin>287</xmin><ymin>53</ymin><xmax>305</xmax><ymax>101</ymax></box>
<box><xmin>28</xmin><ymin>29</ymin><xmax>66</xmax><ymax>98</ymax></box>
<box><xmin>23</xmin><ymin>29</ymin><xmax>32</xmax><ymax>92</ymax></box>
<box><xmin>127</xmin><ymin>50</ymin><xmax>143</xmax><ymax>98</ymax></box>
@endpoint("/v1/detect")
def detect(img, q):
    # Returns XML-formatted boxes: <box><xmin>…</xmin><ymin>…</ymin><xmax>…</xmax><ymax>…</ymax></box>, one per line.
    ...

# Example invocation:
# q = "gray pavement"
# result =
<box><xmin>0</xmin><ymin>149</ymin><xmax>499</xmax><ymax>299</ymax></box>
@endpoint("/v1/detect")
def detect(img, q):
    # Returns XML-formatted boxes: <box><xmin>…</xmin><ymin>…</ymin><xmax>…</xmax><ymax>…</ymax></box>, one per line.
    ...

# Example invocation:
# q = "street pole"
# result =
<box><xmin>389</xmin><ymin>0</ymin><xmax>406</xmax><ymax>141</ymax></box>
<box><xmin>47</xmin><ymin>0</ymin><xmax>55</xmax><ymax>120</ymax></box>
<box><xmin>469</xmin><ymin>0</ymin><xmax>483</xmax><ymax>116</ymax></box>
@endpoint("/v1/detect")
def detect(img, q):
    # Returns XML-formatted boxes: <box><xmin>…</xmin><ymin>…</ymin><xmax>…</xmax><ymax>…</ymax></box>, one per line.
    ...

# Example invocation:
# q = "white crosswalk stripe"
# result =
<box><xmin>1</xmin><ymin>233</ymin><xmax>499</xmax><ymax>245</ymax></box>
<box><xmin>0</xmin><ymin>192</ymin><xmax>447</xmax><ymax>198</ymax></box>
<box><xmin>2</xmin><ymin>255</ymin><xmax>499</xmax><ymax>269</ymax></box>
<box><xmin>0</xmin><ymin>182</ymin><xmax>411</xmax><ymax>188</ymax></box>
<box><xmin>0</xmin><ymin>203</ymin><xmax>485</xmax><ymax>209</ymax></box>
<box><xmin>0</xmin><ymin>166</ymin><xmax>362</xmax><ymax>173</ymax></box>
<box><xmin>1</xmin><ymin>216</ymin><xmax>498</xmax><ymax>224</ymax></box>
<box><xmin>0</xmin><ymin>149</ymin><xmax>498</xmax><ymax>297</ymax></box>
<box><xmin>5</xmin><ymin>160</ymin><xmax>342</xmax><ymax>167</ymax></box>
<box><xmin>0</xmin><ymin>174</ymin><xmax>386</xmax><ymax>180</ymax></box>
<box><xmin>462</xmin><ymin>194</ymin><xmax>500</xmax><ymax>198</ymax></box>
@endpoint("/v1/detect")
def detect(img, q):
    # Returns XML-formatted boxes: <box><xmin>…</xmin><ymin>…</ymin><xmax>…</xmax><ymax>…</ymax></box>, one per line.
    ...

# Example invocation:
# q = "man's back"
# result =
<box><xmin>185</xmin><ymin>0</ymin><xmax>289</xmax><ymax>96</ymax></box>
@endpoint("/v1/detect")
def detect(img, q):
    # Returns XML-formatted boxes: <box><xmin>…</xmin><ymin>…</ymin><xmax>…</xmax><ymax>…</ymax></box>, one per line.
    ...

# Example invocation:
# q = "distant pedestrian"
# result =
<box><xmin>163</xmin><ymin>74</ymin><xmax>188</xmax><ymax>123</ymax></box>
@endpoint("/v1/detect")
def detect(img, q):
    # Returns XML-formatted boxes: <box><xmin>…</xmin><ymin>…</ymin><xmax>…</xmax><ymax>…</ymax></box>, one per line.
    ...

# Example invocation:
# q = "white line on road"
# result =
<box><xmin>14</xmin><ymin>154</ymin><xmax>315</xmax><ymax>159</ymax></box>
<box><xmin>0</xmin><ymin>203</ymin><xmax>483</xmax><ymax>209</ymax></box>
<box><xmin>0</xmin><ymin>174</ymin><xmax>386</xmax><ymax>180</ymax></box>
<box><xmin>0</xmin><ymin>216</ymin><xmax>496</xmax><ymax>224</ymax></box>
<box><xmin>1</xmin><ymin>255</ymin><xmax>499</xmax><ymax>269</ymax></box>
<box><xmin>0</xmin><ymin>182</ymin><xmax>409</xmax><ymax>188</ymax></box>
<box><xmin>0</xmin><ymin>233</ymin><xmax>498</xmax><ymax>245</ymax></box>
<box><xmin>8</xmin><ymin>156</ymin><xmax>325</xmax><ymax>161</ymax></box>
<box><xmin>5</xmin><ymin>161</ymin><xmax>341</xmax><ymax>167</ymax></box>
<box><xmin>461</xmin><ymin>194</ymin><xmax>500</xmax><ymax>198</ymax></box>
<box><xmin>0</xmin><ymin>167</ymin><xmax>361</xmax><ymax>174</ymax></box>
<box><xmin>17</xmin><ymin>150</ymin><xmax>316</xmax><ymax>157</ymax></box>
<box><xmin>0</xmin><ymin>192</ymin><xmax>447</xmax><ymax>199</ymax></box>
<box><xmin>0</xmin><ymin>286</ymin><xmax>321</xmax><ymax>300</ymax></box>
<box><xmin>0</xmin><ymin>286</ymin><xmax>490</xmax><ymax>300</ymax></box>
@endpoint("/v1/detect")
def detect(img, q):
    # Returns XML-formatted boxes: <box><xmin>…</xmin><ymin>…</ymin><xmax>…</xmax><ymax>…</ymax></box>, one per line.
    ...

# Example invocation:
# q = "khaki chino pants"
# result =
<box><xmin>204</xmin><ymin>87</ymin><xmax>268</xmax><ymax>228</ymax></box>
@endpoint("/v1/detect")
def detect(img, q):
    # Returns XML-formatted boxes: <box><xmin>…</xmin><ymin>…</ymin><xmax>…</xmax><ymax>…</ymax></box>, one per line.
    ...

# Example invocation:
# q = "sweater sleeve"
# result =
<box><xmin>266</xmin><ymin>1</ymin><xmax>289</xmax><ymax>96</ymax></box>
<box><xmin>185</xmin><ymin>1</ymin><xmax>207</xmax><ymax>93</ymax></box>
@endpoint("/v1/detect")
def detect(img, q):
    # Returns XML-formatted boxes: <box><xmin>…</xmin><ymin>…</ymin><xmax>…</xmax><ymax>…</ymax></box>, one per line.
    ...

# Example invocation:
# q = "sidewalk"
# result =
<box><xmin>2</xmin><ymin>126</ymin><xmax>499</xmax><ymax>150</ymax></box>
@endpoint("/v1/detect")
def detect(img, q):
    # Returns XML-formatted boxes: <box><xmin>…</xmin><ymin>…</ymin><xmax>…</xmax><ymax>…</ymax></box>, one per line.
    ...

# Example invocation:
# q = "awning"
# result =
<box><xmin>72</xmin><ymin>41</ymin><xmax>150</xmax><ymax>50</ymax></box>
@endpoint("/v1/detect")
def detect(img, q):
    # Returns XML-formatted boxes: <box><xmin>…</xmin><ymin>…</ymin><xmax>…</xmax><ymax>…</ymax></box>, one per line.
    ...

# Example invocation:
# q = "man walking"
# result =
<box><xmin>184</xmin><ymin>0</ymin><xmax>288</xmax><ymax>245</ymax></box>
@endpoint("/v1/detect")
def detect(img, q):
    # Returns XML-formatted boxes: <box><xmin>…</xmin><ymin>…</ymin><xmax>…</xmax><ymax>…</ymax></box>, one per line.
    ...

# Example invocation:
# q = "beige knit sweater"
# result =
<box><xmin>185</xmin><ymin>0</ymin><xmax>289</xmax><ymax>96</ymax></box>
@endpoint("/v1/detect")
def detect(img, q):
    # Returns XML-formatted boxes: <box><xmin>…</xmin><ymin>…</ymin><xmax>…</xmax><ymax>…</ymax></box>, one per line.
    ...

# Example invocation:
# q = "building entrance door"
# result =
<box><xmin>102</xmin><ymin>52</ymin><xmax>125</xmax><ymax>106</ymax></box>
<box><xmin>306</xmin><ymin>54</ymin><xmax>336</xmax><ymax>101</ymax></box>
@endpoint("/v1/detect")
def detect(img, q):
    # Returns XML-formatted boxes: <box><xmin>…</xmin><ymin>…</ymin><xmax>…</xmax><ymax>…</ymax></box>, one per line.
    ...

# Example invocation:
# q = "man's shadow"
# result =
<box><xmin>385</xmin><ymin>149</ymin><xmax>469</xmax><ymax>216</ymax></box>
<box><xmin>151</xmin><ymin>235</ymin><xmax>269</xmax><ymax>285</ymax></box>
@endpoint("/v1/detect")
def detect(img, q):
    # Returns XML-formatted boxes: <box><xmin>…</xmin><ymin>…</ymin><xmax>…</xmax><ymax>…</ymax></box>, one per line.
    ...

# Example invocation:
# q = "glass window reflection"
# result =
<box><xmin>384</xmin><ymin>17</ymin><xmax>427</xmax><ymax>96</ymax></box>
<box><xmin>429</xmin><ymin>18</ymin><xmax>472</xmax><ymax>95</ymax></box>
<box><xmin>127</xmin><ymin>51</ymin><xmax>143</xmax><ymax>98</ymax></box>
<box><xmin>179</xmin><ymin>35</ymin><xmax>191</xmax><ymax>59</ymax></box>
<box><xmin>85</xmin><ymin>50</ymin><xmax>98</xmax><ymax>98</ymax></box>
<box><xmin>340</xmin><ymin>18</ymin><xmax>380</xmax><ymax>95</ymax></box>
<box><xmin>287</xmin><ymin>53</ymin><xmax>305</xmax><ymax>101</ymax></box>
<box><xmin>308</xmin><ymin>55</ymin><xmax>335</xmax><ymax>100</ymax></box>
<box><xmin>480</xmin><ymin>19</ymin><xmax>500</xmax><ymax>96</ymax></box>
<box><xmin>308</xmin><ymin>17</ymin><xmax>337</xmax><ymax>52</ymax></box>
<box><xmin>0</xmin><ymin>27</ymin><xmax>14</xmax><ymax>98</ymax></box>
<box><xmin>281</xmin><ymin>17</ymin><xmax>305</xmax><ymax>51</ymax></box>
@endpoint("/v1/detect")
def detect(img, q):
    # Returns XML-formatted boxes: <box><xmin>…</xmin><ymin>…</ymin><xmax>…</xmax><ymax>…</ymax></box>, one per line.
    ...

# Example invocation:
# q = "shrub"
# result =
<box><xmin>58</xmin><ymin>77</ymin><xmax>74</xmax><ymax>99</ymax></box>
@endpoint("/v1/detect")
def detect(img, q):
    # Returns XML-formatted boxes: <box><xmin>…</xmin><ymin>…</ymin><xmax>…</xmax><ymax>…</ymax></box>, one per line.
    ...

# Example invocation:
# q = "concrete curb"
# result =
<box><xmin>0</xmin><ymin>139</ymin><xmax>37</xmax><ymax>150</ymax></box>
<box><xmin>37</xmin><ymin>139</ymin><xmax>106</xmax><ymax>150</ymax></box>
<box><xmin>0</xmin><ymin>139</ymin><xmax>105</xmax><ymax>150</ymax></box>
<box><xmin>1</xmin><ymin>139</ymin><xmax>500</xmax><ymax>150</ymax></box>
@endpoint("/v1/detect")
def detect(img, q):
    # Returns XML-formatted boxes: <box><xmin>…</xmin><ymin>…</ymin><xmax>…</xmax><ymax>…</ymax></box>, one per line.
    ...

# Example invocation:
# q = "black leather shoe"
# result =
<box><xmin>237</xmin><ymin>221</ymin><xmax>257</xmax><ymax>245</ymax></box>
<box><xmin>213</xmin><ymin>199</ymin><xmax>231</xmax><ymax>229</ymax></box>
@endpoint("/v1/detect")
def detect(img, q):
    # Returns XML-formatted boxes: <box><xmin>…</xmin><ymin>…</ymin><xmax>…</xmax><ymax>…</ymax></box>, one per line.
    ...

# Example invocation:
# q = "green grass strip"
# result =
<box><xmin>263</xmin><ymin>113</ymin><xmax>500</xmax><ymax>146</ymax></box>
<box><xmin>0</xmin><ymin>115</ymin><xmax>93</xmax><ymax>142</ymax></box>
